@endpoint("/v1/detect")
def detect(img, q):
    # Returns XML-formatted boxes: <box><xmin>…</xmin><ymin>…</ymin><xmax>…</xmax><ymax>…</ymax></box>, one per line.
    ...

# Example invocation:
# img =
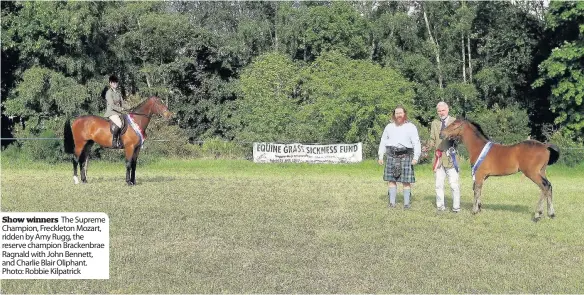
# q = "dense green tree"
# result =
<box><xmin>1</xmin><ymin>0</ymin><xmax>581</xmax><ymax>162</ymax></box>
<box><xmin>533</xmin><ymin>1</ymin><xmax>584</xmax><ymax>140</ymax></box>
<box><xmin>234</xmin><ymin>51</ymin><xmax>414</xmax><ymax>156</ymax></box>
<box><xmin>1</xmin><ymin>1</ymin><xmax>110</xmax><ymax>126</ymax></box>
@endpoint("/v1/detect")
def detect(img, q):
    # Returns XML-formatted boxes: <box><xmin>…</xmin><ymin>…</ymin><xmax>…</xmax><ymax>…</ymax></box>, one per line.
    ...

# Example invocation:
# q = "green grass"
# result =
<box><xmin>1</xmin><ymin>159</ymin><xmax>584</xmax><ymax>293</ymax></box>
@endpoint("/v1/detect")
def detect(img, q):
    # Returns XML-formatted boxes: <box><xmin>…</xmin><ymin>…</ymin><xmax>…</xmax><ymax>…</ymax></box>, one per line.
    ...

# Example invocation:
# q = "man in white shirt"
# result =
<box><xmin>378</xmin><ymin>105</ymin><xmax>422</xmax><ymax>209</ymax></box>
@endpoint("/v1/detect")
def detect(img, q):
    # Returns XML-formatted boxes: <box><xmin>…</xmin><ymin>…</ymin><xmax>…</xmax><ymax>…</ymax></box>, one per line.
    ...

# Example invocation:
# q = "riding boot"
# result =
<box><xmin>111</xmin><ymin>125</ymin><xmax>122</xmax><ymax>149</ymax></box>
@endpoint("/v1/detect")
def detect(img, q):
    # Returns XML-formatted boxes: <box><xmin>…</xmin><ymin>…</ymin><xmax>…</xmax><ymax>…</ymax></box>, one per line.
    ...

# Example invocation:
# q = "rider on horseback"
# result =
<box><xmin>104</xmin><ymin>75</ymin><xmax>128</xmax><ymax>148</ymax></box>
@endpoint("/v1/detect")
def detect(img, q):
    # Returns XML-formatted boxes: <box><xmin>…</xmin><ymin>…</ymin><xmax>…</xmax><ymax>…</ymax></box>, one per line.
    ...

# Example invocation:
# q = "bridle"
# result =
<box><xmin>443</xmin><ymin>121</ymin><xmax>464</xmax><ymax>140</ymax></box>
<box><xmin>439</xmin><ymin>121</ymin><xmax>465</xmax><ymax>155</ymax></box>
<box><xmin>127</xmin><ymin>100</ymin><xmax>167</xmax><ymax>119</ymax></box>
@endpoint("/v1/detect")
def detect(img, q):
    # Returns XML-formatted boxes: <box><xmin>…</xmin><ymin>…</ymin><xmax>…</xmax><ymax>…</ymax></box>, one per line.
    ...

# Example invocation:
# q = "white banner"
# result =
<box><xmin>253</xmin><ymin>142</ymin><xmax>363</xmax><ymax>164</ymax></box>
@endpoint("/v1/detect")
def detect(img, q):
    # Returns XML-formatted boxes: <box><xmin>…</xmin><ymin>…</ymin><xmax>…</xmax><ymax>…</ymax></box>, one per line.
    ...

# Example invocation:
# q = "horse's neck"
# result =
<box><xmin>462</xmin><ymin>125</ymin><xmax>489</xmax><ymax>164</ymax></box>
<box><xmin>132</xmin><ymin>103</ymin><xmax>152</xmax><ymax>130</ymax></box>
<box><xmin>134</xmin><ymin>115</ymin><xmax>151</xmax><ymax>131</ymax></box>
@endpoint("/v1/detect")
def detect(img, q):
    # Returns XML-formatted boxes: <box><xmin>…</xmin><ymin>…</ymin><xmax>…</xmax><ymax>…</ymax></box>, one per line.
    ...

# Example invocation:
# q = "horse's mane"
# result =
<box><xmin>466</xmin><ymin>119</ymin><xmax>490</xmax><ymax>140</ymax></box>
<box><xmin>130</xmin><ymin>96</ymin><xmax>154</xmax><ymax>112</ymax></box>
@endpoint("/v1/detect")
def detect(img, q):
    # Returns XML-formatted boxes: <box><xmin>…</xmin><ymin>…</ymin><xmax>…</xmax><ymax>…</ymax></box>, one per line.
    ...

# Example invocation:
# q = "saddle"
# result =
<box><xmin>106</xmin><ymin>116</ymin><xmax>129</xmax><ymax>136</ymax></box>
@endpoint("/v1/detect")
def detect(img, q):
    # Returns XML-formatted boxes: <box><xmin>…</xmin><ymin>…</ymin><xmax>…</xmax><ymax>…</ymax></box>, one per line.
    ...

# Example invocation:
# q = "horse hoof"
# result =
<box><xmin>549</xmin><ymin>213</ymin><xmax>556</xmax><ymax>219</ymax></box>
<box><xmin>126</xmin><ymin>181</ymin><xmax>135</xmax><ymax>186</ymax></box>
<box><xmin>73</xmin><ymin>176</ymin><xmax>79</xmax><ymax>185</ymax></box>
<box><xmin>533</xmin><ymin>216</ymin><xmax>541</xmax><ymax>222</ymax></box>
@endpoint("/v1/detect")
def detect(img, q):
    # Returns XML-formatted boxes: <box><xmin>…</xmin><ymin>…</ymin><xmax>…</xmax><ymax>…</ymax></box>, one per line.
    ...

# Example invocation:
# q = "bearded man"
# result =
<box><xmin>377</xmin><ymin>105</ymin><xmax>422</xmax><ymax>209</ymax></box>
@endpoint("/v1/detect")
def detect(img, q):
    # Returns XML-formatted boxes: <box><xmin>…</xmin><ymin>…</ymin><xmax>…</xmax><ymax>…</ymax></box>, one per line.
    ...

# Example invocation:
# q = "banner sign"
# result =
<box><xmin>253</xmin><ymin>142</ymin><xmax>363</xmax><ymax>164</ymax></box>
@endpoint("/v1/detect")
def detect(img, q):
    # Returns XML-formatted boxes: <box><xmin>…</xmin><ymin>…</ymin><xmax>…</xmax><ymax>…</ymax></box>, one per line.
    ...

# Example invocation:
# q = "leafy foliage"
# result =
<box><xmin>533</xmin><ymin>1</ymin><xmax>584</xmax><ymax>141</ymax></box>
<box><xmin>467</xmin><ymin>104</ymin><xmax>531</xmax><ymax>144</ymax></box>
<box><xmin>547</xmin><ymin>128</ymin><xmax>584</xmax><ymax>167</ymax></box>
<box><xmin>1</xmin><ymin>1</ymin><xmax>583</xmax><ymax>161</ymax></box>
<box><xmin>234</xmin><ymin>51</ymin><xmax>414</xmax><ymax>157</ymax></box>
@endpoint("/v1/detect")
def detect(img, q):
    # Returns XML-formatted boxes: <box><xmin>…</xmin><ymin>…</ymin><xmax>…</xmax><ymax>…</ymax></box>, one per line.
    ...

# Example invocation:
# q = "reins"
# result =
<box><xmin>127</xmin><ymin>112</ymin><xmax>153</xmax><ymax>118</ymax></box>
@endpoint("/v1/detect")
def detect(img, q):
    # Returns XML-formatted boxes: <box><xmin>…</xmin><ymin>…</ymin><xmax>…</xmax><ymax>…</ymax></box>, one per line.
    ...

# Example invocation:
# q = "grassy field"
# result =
<box><xmin>1</xmin><ymin>159</ymin><xmax>583</xmax><ymax>294</ymax></box>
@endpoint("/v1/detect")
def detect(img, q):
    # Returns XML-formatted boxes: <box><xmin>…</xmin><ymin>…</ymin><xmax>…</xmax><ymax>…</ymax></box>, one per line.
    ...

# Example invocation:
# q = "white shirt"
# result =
<box><xmin>378</xmin><ymin>121</ymin><xmax>422</xmax><ymax>161</ymax></box>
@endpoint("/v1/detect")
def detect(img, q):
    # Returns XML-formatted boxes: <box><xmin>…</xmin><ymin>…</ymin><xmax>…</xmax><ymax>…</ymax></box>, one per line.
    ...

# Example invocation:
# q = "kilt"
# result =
<box><xmin>384</xmin><ymin>153</ymin><xmax>416</xmax><ymax>183</ymax></box>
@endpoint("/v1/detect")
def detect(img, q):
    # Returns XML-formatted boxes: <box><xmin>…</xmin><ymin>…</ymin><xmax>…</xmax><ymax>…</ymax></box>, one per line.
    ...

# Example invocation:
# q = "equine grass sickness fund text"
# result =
<box><xmin>253</xmin><ymin>142</ymin><xmax>363</xmax><ymax>163</ymax></box>
<box><xmin>1</xmin><ymin>212</ymin><xmax>109</xmax><ymax>279</ymax></box>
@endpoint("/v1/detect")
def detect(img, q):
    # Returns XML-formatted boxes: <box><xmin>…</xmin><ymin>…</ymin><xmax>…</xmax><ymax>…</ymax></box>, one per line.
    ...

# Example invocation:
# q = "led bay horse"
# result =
<box><xmin>440</xmin><ymin>119</ymin><xmax>560</xmax><ymax>221</ymax></box>
<box><xmin>64</xmin><ymin>96</ymin><xmax>171</xmax><ymax>185</ymax></box>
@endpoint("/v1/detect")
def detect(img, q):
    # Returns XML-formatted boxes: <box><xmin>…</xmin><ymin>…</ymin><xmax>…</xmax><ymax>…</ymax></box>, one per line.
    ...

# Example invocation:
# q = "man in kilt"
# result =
<box><xmin>377</xmin><ymin>105</ymin><xmax>422</xmax><ymax>209</ymax></box>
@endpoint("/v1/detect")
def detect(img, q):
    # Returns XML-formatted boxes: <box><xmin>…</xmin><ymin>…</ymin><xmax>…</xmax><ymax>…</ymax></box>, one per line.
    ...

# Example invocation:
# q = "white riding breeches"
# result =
<box><xmin>109</xmin><ymin>115</ymin><xmax>122</xmax><ymax>128</ymax></box>
<box><xmin>435</xmin><ymin>166</ymin><xmax>460</xmax><ymax>210</ymax></box>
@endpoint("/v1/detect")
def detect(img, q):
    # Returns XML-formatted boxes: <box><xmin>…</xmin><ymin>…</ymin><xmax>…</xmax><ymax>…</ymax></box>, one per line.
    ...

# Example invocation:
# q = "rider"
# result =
<box><xmin>103</xmin><ymin>75</ymin><xmax>128</xmax><ymax>148</ymax></box>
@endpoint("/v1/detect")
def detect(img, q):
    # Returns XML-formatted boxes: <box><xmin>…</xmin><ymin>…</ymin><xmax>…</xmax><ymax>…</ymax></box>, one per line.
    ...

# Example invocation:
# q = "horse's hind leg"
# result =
<box><xmin>72</xmin><ymin>141</ymin><xmax>86</xmax><ymax>185</ymax></box>
<box><xmin>72</xmin><ymin>158</ymin><xmax>79</xmax><ymax>184</ymax></box>
<box><xmin>524</xmin><ymin>169</ymin><xmax>549</xmax><ymax>221</ymax></box>
<box><xmin>540</xmin><ymin>166</ymin><xmax>555</xmax><ymax>218</ymax></box>
<box><xmin>79</xmin><ymin>142</ymin><xmax>94</xmax><ymax>183</ymax></box>
<box><xmin>79</xmin><ymin>152</ymin><xmax>88</xmax><ymax>183</ymax></box>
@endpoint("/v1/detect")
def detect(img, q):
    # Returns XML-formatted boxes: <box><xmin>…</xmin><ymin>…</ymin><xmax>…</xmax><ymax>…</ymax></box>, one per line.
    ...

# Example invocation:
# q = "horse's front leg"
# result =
<box><xmin>125</xmin><ymin>144</ymin><xmax>136</xmax><ymax>185</ymax></box>
<box><xmin>82</xmin><ymin>156</ymin><xmax>90</xmax><ymax>183</ymax></box>
<box><xmin>125</xmin><ymin>158</ymin><xmax>133</xmax><ymax>185</ymax></box>
<box><xmin>130</xmin><ymin>146</ymin><xmax>141</xmax><ymax>184</ymax></box>
<box><xmin>472</xmin><ymin>178</ymin><xmax>484</xmax><ymax>214</ymax></box>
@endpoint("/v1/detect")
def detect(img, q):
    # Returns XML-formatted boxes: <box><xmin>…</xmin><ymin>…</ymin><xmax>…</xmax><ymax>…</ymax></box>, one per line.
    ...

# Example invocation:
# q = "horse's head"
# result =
<box><xmin>148</xmin><ymin>96</ymin><xmax>173</xmax><ymax>120</ymax></box>
<box><xmin>440</xmin><ymin>118</ymin><xmax>465</xmax><ymax>140</ymax></box>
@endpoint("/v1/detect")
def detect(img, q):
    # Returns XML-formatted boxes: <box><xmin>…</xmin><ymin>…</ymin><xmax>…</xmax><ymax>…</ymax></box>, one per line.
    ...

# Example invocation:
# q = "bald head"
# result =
<box><xmin>436</xmin><ymin>101</ymin><xmax>449</xmax><ymax>119</ymax></box>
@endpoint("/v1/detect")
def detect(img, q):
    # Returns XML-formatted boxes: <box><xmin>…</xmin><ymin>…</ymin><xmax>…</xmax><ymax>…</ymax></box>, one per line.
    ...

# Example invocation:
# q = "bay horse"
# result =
<box><xmin>63</xmin><ymin>96</ymin><xmax>172</xmax><ymax>185</ymax></box>
<box><xmin>439</xmin><ymin>118</ymin><xmax>560</xmax><ymax>221</ymax></box>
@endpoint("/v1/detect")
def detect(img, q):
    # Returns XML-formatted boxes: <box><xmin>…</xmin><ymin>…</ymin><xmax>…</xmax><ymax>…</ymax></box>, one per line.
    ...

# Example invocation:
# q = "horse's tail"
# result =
<box><xmin>547</xmin><ymin>144</ymin><xmax>560</xmax><ymax>166</ymax></box>
<box><xmin>63</xmin><ymin>119</ymin><xmax>75</xmax><ymax>154</ymax></box>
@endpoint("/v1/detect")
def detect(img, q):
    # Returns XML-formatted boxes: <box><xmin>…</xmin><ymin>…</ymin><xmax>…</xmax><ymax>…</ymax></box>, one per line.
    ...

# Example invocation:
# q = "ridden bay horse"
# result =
<box><xmin>440</xmin><ymin>118</ymin><xmax>560</xmax><ymax>221</ymax></box>
<box><xmin>63</xmin><ymin>96</ymin><xmax>172</xmax><ymax>185</ymax></box>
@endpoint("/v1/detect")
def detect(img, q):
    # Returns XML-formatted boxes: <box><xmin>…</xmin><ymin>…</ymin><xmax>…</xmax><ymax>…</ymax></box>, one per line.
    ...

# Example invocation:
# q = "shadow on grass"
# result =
<box><xmin>377</xmin><ymin>193</ymin><xmax>436</xmax><ymax>206</ymax></box>
<box><xmin>418</xmin><ymin>195</ymin><xmax>530</xmax><ymax>214</ymax></box>
<box><xmin>137</xmin><ymin>176</ymin><xmax>177</xmax><ymax>183</ymax></box>
<box><xmin>80</xmin><ymin>175</ymin><xmax>176</xmax><ymax>185</ymax></box>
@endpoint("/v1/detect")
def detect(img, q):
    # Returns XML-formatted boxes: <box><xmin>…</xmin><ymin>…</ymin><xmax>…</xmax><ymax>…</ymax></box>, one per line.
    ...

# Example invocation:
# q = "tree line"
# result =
<box><xmin>1</xmin><ymin>1</ymin><xmax>582</xmax><ymax>161</ymax></box>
